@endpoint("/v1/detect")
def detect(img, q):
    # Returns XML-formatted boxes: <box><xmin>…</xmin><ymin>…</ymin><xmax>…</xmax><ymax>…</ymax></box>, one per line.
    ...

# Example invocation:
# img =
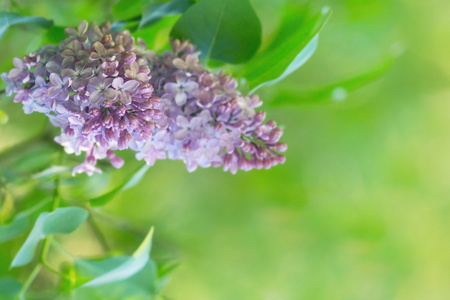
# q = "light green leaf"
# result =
<box><xmin>42</xmin><ymin>207</ymin><xmax>88</xmax><ymax>234</ymax></box>
<box><xmin>82</xmin><ymin>227</ymin><xmax>154</xmax><ymax>287</ymax></box>
<box><xmin>0</xmin><ymin>190</ymin><xmax>14</xmax><ymax>223</ymax></box>
<box><xmin>72</xmin><ymin>260</ymin><xmax>158</xmax><ymax>299</ymax></box>
<box><xmin>0</xmin><ymin>214</ymin><xmax>28</xmax><ymax>243</ymax></box>
<box><xmin>0</xmin><ymin>277</ymin><xmax>21</xmax><ymax>300</ymax></box>
<box><xmin>242</xmin><ymin>5</ymin><xmax>331</xmax><ymax>94</ymax></box>
<box><xmin>0</xmin><ymin>11</ymin><xmax>53</xmax><ymax>39</ymax></box>
<box><xmin>76</xmin><ymin>256</ymin><xmax>129</xmax><ymax>278</ymax></box>
<box><xmin>90</xmin><ymin>164</ymin><xmax>150</xmax><ymax>207</ymax></box>
<box><xmin>170</xmin><ymin>0</ymin><xmax>262</xmax><ymax>64</ymax></box>
<box><xmin>134</xmin><ymin>16</ymin><xmax>178</xmax><ymax>51</ymax></box>
<box><xmin>33</xmin><ymin>165</ymin><xmax>71</xmax><ymax>180</ymax></box>
<box><xmin>11</xmin><ymin>207</ymin><xmax>88</xmax><ymax>268</ymax></box>
<box><xmin>0</xmin><ymin>143</ymin><xmax>57</xmax><ymax>179</ymax></box>
<box><xmin>270</xmin><ymin>54</ymin><xmax>396</xmax><ymax>105</ymax></box>
<box><xmin>0</xmin><ymin>198</ymin><xmax>51</xmax><ymax>243</ymax></box>
<box><xmin>0</xmin><ymin>110</ymin><xmax>8</xmax><ymax>124</ymax></box>
<box><xmin>139</xmin><ymin>0</ymin><xmax>194</xmax><ymax>29</ymax></box>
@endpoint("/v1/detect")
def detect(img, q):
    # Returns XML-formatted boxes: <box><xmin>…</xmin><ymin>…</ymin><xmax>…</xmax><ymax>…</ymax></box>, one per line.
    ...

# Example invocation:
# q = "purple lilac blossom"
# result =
<box><xmin>137</xmin><ymin>39</ymin><xmax>287</xmax><ymax>173</ymax></box>
<box><xmin>2</xmin><ymin>21</ymin><xmax>286</xmax><ymax>175</ymax></box>
<box><xmin>2</xmin><ymin>21</ymin><xmax>162</xmax><ymax>175</ymax></box>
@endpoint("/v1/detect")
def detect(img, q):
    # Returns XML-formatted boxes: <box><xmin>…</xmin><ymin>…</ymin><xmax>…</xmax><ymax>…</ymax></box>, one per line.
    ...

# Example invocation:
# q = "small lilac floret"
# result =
<box><xmin>164</xmin><ymin>73</ymin><xmax>198</xmax><ymax>106</ymax></box>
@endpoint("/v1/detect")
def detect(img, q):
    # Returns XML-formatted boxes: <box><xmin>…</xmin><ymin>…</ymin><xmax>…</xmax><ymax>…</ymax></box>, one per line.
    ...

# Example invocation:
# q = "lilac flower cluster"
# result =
<box><xmin>2</xmin><ymin>21</ymin><xmax>162</xmax><ymax>175</ymax></box>
<box><xmin>140</xmin><ymin>40</ymin><xmax>287</xmax><ymax>173</ymax></box>
<box><xmin>2</xmin><ymin>21</ymin><xmax>286</xmax><ymax>175</ymax></box>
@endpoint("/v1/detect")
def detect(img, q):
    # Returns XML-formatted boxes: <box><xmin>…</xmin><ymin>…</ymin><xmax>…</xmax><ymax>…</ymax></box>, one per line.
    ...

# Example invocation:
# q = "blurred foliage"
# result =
<box><xmin>1</xmin><ymin>0</ymin><xmax>450</xmax><ymax>299</ymax></box>
<box><xmin>241</xmin><ymin>4</ymin><xmax>331</xmax><ymax>93</ymax></box>
<box><xmin>171</xmin><ymin>0</ymin><xmax>262</xmax><ymax>64</ymax></box>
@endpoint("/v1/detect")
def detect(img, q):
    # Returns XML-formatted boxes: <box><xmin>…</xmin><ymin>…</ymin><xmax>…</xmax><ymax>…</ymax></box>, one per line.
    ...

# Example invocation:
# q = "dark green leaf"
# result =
<box><xmin>0</xmin><ymin>11</ymin><xmax>53</xmax><ymax>39</ymax></box>
<box><xmin>156</xmin><ymin>260</ymin><xmax>179</xmax><ymax>291</ymax></box>
<box><xmin>170</xmin><ymin>0</ymin><xmax>262</xmax><ymax>64</ymax></box>
<box><xmin>241</xmin><ymin>5</ymin><xmax>331</xmax><ymax>93</ymax></box>
<box><xmin>111</xmin><ymin>0</ymin><xmax>142</xmax><ymax>21</ymax></box>
<box><xmin>90</xmin><ymin>164</ymin><xmax>150</xmax><ymax>207</ymax></box>
<box><xmin>139</xmin><ymin>0</ymin><xmax>194</xmax><ymax>29</ymax></box>
<box><xmin>42</xmin><ymin>26</ymin><xmax>66</xmax><ymax>45</ymax></box>
<box><xmin>157</xmin><ymin>260</ymin><xmax>180</xmax><ymax>278</ymax></box>
<box><xmin>11</xmin><ymin>207</ymin><xmax>88</xmax><ymax>268</ymax></box>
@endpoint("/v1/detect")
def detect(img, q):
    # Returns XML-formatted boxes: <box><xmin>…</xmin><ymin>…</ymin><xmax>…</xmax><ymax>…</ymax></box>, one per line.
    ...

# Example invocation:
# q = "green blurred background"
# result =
<box><xmin>1</xmin><ymin>0</ymin><xmax>450</xmax><ymax>299</ymax></box>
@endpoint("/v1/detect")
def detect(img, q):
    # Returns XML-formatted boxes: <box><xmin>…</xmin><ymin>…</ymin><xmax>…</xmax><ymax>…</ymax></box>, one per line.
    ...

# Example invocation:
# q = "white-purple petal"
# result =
<box><xmin>112</xmin><ymin>77</ymin><xmax>124</xmax><ymax>89</ymax></box>
<box><xmin>89</xmin><ymin>90</ymin><xmax>102</xmax><ymax>103</ymax></box>
<box><xmin>49</xmin><ymin>73</ymin><xmax>63</xmax><ymax>86</ymax></box>
<box><xmin>122</xmin><ymin>80</ymin><xmax>139</xmax><ymax>92</ymax></box>
<box><xmin>175</xmin><ymin>91</ymin><xmax>187</xmax><ymax>106</ymax></box>
<box><xmin>164</xmin><ymin>82</ymin><xmax>179</xmax><ymax>93</ymax></box>
<box><xmin>183</xmin><ymin>81</ymin><xmax>198</xmax><ymax>92</ymax></box>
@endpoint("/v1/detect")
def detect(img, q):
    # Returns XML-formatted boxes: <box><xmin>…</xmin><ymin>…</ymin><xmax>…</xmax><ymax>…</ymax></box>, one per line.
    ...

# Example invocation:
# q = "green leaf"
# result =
<box><xmin>76</xmin><ymin>256</ymin><xmax>129</xmax><ymax>278</ymax></box>
<box><xmin>170</xmin><ymin>0</ymin><xmax>262</xmax><ymax>64</ymax></box>
<box><xmin>139</xmin><ymin>0</ymin><xmax>195</xmax><ymax>29</ymax></box>
<box><xmin>0</xmin><ymin>190</ymin><xmax>14</xmax><ymax>223</ymax></box>
<box><xmin>82</xmin><ymin>227</ymin><xmax>154</xmax><ymax>287</ymax></box>
<box><xmin>111</xmin><ymin>0</ymin><xmax>142</xmax><ymax>21</ymax></box>
<box><xmin>42</xmin><ymin>26</ymin><xmax>66</xmax><ymax>45</ymax></box>
<box><xmin>241</xmin><ymin>5</ymin><xmax>331</xmax><ymax>94</ymax></box>
<box><xmin>0</xmin><ymin>11</ymin><xmax>53</xmax><ymax>39</ymax></box>
<box><xmin>72</xmin><ymin>260</ymin><xmax>159</xmax><ymax>299</ymax></box>
<box><xmin>32</xmin><ymin>165</ymin><xmax>71</xmax><ymax>180</ymax></box>
<box><xmin>110</xmin><ymin>21</ymin><xmax>126</xmax><ymax>32</ymax></box>
<box><xmin>11</xmin><ymin>207</ymin><xmax>88</xmax><ymax>268</ymax></box>
<box><xmin>90</xmin><ymin>164</ymin><xmax>150</xmax><ymax>207</ymax></box>
<box><xmin>41</xmin><ymin>207</ymin><xmax>88</xmax><ymax>234</ymax></box>
<box><xmin>134</xmin><ymin>16</ymin><xmax>178</xmax><ymax>51</ymax></box>
<box><xmin>0</xmin><ymin>214</ymin><xmax>28</xmax><ymax>243</ymax></box>
<box><xmin>270</xmin><ymin>54</ymin><xmax>396</xmax><ymax>105</ymax></box>
<box><xmin>0</xmin><ymin>198</ymin><xmax>51</xmax><ymax>243</ymax></box>
<box><xmin>0</xmin><ymin>277</ymin><xmax>21</xmax><ymax>300</ymax></box>
<box><xmin>0</xmin><ymin>142</ymin><xmax>57</xmax><ymax>179</ymax></box>
<box><xmin>0</xmin><ymin>110</ymin><xmax>8</xmax><ymax>124</ymax></box>
<box><xmin>156</xmin><ymin>260</ymin><xmax>179</xmax><ymax>291</ymax></box>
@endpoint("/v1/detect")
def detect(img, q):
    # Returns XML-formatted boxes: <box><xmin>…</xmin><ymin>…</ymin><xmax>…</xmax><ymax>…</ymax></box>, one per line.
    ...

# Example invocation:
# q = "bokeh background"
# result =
<box><xmin>1</xmin><ymin>0</ymin><xmax>450</xmax><ymax>299</ymax></box>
